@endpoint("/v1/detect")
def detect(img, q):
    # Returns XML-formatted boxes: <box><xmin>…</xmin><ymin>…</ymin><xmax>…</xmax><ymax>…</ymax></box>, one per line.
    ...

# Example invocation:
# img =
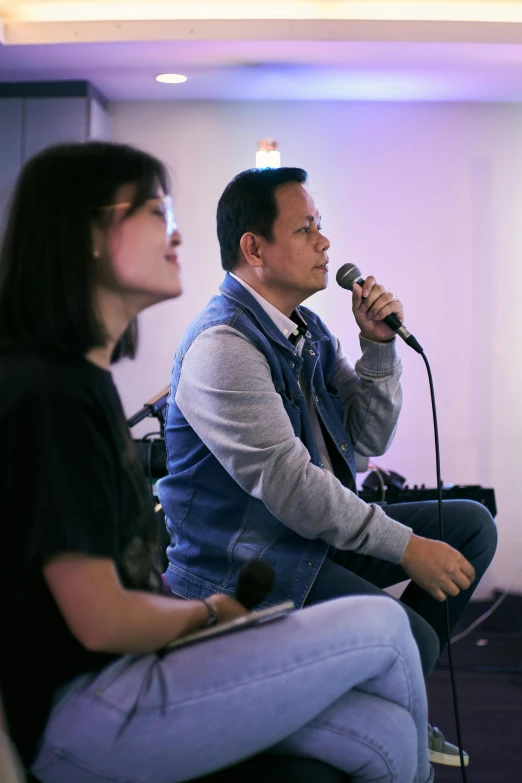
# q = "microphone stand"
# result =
<box><xmin>126</xmin><ymin>386</ymin><xmax>170</xmax><ymax>436</ymax></box>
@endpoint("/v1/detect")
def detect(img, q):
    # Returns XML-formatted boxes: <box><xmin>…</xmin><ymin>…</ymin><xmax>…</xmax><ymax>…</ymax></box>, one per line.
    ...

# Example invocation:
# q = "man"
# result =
<box><xmin>157</xmin><ymin>167</ymin><xmax>497</xmax><ymax>767</ymax></box>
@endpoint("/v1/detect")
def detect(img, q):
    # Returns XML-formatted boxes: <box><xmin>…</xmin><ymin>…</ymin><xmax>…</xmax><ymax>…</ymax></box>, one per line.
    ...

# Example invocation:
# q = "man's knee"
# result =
<box><xmin>443</xmin><ymin>499</ymin><xmax>497</xmax><ymax>554</ymax></box>
<box><xmin>458</xmin><ymin>500</ymin><xmax>498</xmax><ymax>554</ymax></box>
<box><xmin>471</xmin><ymin>500</ymin><xmax>497</xmax><ymax>548</ymax></box>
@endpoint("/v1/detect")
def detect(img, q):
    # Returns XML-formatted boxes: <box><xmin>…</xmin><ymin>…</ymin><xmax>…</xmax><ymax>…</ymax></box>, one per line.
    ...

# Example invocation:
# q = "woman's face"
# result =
<box><xmin>97</xmin><ymin>183</ymin><xmax>182</xmax><ymax>308</ymax></box>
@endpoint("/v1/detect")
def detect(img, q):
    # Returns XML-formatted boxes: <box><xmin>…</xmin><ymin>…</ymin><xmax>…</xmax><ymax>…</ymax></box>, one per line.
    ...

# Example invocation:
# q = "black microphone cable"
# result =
<box><xmin>422</xmin><ymin>351</ymin><xmax>468</xmax><ymax>783</ymax></box>
<box><xmin>336</xmin><ymin>263</ymin><xmax>468</xmax><ymax>782</ymax></box>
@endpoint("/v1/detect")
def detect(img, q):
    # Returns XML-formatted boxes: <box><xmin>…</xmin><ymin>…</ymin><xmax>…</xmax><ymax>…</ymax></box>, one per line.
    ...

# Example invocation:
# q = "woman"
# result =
<box><xmin>0</xmin><ymin>141</ymin><xmax>433</xmax><ymax>783</ymax></box>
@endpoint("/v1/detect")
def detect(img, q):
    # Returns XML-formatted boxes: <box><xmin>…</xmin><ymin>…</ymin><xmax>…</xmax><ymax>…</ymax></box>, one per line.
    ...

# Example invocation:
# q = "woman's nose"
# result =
<box><xmin>169</xmin><ymin>229</ymin><xmax>182</xmax><ymax>247</ymax></box>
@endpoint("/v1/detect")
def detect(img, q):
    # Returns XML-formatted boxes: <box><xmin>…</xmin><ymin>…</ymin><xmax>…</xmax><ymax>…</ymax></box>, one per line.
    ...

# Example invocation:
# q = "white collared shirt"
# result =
<box><xmin>229</xmin><ymin>273</ymin><xmax>304</xmax><ymax>350</ymax></box>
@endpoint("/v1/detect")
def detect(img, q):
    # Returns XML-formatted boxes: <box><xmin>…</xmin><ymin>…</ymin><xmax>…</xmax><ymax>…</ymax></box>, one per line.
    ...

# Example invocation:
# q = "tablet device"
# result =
<box><xmin>165</xmin><ymin>601</ymin><xmax>295</xmax><ymax>651</ymax></box>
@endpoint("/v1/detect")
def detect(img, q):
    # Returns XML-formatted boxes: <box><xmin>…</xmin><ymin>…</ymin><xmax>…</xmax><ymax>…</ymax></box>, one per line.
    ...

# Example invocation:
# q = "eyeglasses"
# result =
<box><xmin>100</xmin><ymin>195</ymin><xmax>177</xmax><ymax>236</ymax></box>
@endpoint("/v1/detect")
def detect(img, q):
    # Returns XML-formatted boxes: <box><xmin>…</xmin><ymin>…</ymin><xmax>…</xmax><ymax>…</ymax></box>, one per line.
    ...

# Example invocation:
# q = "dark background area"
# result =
<box><xmin>426</xmin><ymin>592</ymin><xmax>522</xmax><ymax>783</ymax></box>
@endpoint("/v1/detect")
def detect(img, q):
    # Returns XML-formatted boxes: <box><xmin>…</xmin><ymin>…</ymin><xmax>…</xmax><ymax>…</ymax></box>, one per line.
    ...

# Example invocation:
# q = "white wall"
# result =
<box><xmin>110</xmin><ymin>100</ymin><xmax>522</xmax><ymax>595</ymax></box>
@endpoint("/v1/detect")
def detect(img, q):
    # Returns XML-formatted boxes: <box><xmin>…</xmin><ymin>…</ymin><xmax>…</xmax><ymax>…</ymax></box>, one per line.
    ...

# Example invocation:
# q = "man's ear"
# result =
<box><xmin>239</xmin><ymin>232</ymin><xmax>264</xmax><ymax>268</ymax></box>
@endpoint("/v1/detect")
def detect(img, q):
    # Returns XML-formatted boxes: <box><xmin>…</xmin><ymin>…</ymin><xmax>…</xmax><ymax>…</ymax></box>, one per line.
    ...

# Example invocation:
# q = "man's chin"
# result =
<box><xmin>298</xmin><ymin>280</ymin><xmax>328</xmax><ymax>303</ymax></box>
<box><xmin>313</xmin><ymin>272</ymin><xmax>329</xmax><ymax>292</ymax></box>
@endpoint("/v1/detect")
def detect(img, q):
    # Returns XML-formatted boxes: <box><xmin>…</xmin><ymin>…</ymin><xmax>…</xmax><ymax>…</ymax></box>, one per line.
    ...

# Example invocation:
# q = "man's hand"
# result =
<box><xmin>352</xmin><ymin>276</ymin><xmax>404</xmax><ymax>342</ymax></box>
<box><xmin>205</xmin><ymin>593</ymin><xmax>250</xmax><ymax>624</ymax></box>
<box><xmin>400</xmin><ymin>535</ymin><xmax>476</xmax><ymax>602</ymax></box>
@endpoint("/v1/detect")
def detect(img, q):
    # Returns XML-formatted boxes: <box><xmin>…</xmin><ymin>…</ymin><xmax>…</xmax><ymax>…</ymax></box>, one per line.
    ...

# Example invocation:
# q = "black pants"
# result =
<box><xmin>305</xmin><ymin>499</ymin><xmax>497</xmax><ymax>677</ymax></box>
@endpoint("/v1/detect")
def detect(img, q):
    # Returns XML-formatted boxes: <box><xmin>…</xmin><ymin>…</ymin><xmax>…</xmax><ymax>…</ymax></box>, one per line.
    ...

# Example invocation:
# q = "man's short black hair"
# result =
<box><xmin>217</xmin><ymin>167</ymin><xmax>308</xmax><ymax>272</ymax></box>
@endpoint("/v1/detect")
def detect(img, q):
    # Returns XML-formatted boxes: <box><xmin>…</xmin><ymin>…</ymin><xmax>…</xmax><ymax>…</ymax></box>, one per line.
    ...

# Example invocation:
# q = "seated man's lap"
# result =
<box><xmin>305</xmin><ymin>553</ymin><xmax>439</xmax><ymax>676</ymax></box>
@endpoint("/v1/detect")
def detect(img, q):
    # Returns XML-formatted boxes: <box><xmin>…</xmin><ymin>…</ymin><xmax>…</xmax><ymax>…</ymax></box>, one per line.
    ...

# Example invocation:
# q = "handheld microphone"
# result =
<box><xmin>235</xmin><ymin>560</ymin><xmax>276</xmax><ymax>610</ymax></box>
<box><xmin>336</xmin><ymin>263</ymin><xmax>423</xmax><ymax>354</ymax></box>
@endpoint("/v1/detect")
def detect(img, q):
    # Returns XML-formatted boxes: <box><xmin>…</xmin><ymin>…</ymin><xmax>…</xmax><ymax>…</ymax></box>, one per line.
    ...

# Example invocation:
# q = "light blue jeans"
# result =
<box><xmin>32</xmin><ymin>597</ymin><xmax>434</xmax><ymax>783</ymax></box>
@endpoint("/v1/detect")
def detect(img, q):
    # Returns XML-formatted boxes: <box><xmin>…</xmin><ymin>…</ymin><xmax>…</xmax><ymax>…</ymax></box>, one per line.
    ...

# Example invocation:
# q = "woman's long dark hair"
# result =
<box><xmin>0</xmin><ymin>141</ymin><xmax>169</xmax><ymax>360</ymax></box>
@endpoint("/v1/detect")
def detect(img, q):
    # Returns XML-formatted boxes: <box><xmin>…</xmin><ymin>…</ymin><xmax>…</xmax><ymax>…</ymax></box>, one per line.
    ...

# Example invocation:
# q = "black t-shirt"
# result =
<box><xmin>0</xmin><ymin>351</ymin><xmax>160</xmax><ymax>766</ymax></box>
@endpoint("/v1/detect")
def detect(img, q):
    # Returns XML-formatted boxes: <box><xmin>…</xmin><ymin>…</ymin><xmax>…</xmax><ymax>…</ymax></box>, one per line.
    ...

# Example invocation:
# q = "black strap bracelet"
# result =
<box><xmin>200</xmin><ymin>598</ymin><xmax>219</xmax><ymax>628</ymax></box>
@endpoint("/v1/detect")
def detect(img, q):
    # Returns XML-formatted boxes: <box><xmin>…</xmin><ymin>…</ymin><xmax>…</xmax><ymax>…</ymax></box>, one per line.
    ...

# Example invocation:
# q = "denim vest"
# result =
<box><xmin>157</xmin><ymin>274</ymin><xmax>357</xmax><ymax>608</ymax></box>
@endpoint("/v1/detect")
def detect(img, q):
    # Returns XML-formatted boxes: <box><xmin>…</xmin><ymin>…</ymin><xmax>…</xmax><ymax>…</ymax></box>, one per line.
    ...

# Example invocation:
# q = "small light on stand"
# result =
<box><xmin>256</xmin><ymin>139</ymin><xmax>281</xmax><ymax>169</ymax></box>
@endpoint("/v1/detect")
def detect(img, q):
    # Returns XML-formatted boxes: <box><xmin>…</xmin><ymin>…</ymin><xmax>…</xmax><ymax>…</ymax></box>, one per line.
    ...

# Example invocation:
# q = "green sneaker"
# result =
<box><xmin>428</xmin><ymin>723</ymin><xmax>469</xmax><ymax>767</ymax></box>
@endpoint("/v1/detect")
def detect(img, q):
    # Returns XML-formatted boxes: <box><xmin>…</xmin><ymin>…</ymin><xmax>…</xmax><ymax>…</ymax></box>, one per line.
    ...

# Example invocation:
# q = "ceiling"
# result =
<box><xmin>3</xmin><ymin>1</ymin><xmax>522</xmax><ymax>101</ymax></box>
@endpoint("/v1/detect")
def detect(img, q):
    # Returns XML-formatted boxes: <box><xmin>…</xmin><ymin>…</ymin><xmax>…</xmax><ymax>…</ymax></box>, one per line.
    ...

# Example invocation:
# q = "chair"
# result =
<box><xmin>27</xmin><ymin>758</ymin><xmax>347</xmax><ymax>782</ymax></box>
<box><xmin>192</xmin><ymin>755</ymin><xmax>348</xmax><ymax>781</ymax></box>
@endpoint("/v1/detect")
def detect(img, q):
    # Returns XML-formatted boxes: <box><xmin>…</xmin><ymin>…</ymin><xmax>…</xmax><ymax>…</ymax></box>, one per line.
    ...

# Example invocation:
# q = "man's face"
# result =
<box><xmin>258</xmin><ymin>182</ymin><xmax>330</xmax><ymax>302</ymax></box>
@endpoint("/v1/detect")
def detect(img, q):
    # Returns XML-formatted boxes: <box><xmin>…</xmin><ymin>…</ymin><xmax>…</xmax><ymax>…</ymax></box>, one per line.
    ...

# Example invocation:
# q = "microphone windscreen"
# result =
<box><xmin>336</xmin><ymin>263</ymin><xmax>362</xmax><ymax>291</ymax></box>
<box><xmin>235</xmin><ymin>559</ymin><xmax>276</xmax><ymax>610</ymax></box>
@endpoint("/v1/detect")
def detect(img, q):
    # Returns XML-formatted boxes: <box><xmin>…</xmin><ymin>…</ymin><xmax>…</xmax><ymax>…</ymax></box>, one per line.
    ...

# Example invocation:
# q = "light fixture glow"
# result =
<box><xmin>156</xmin><ymin>73</ymin><xmax>187</xmax><ymax>84</ymax></box>
<box><xmin>8</xmin><ymin>2</ymin><xmax>522</xmax><ymax>25</ymax></box>
<box><xmin>256</xmin><ymin>139</ymin><xmax>281</xmax><ymax>169</ymax></box>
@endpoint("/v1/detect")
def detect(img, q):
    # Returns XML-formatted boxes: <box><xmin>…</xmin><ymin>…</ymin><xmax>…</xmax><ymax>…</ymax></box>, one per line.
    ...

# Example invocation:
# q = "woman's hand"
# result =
<box><xmin>205</xmin><ymin>593</ymin><xmax>250</xmax><ymax>624</ymax></box>
<box><xmin>43</xmin><ymin>554</ymin><xmax>247</xmax><ymax>654</ymax></box>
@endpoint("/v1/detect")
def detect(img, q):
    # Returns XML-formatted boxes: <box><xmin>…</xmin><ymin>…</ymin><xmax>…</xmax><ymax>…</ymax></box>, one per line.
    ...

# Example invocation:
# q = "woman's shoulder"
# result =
<box><xmin>0</xmin><ymin>351</ymin><xmax>113</xmax><ymax>412</ymax></box>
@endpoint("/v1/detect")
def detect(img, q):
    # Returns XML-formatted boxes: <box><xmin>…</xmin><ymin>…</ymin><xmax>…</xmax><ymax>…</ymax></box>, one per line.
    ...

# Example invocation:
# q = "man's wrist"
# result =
<box><xmin>359</xmin><ymin>331</ymin><xmax>395</xmax><ymax>344</ymax></box>
<box><xmin>399</xmin><ymin>533</ymin><xmax>419</xmax><ymax>567</ymax></box>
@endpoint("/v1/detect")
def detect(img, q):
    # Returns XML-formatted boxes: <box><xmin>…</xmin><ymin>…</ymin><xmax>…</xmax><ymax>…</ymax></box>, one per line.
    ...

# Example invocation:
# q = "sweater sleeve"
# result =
<box><xmin>175</xmin><ymin>325</ymin><xmax>412</xmax><ymax>563</ymax></box>
<box><xmin>332</xmin><ymin>334</ymin><xmax>403</xmax><ymax>457</ymax></box>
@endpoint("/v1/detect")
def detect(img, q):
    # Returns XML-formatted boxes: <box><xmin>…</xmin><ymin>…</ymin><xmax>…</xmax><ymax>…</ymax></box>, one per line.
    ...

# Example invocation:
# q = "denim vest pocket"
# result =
<box><xmin>324</xmin><ymin>382</ymin><xmax>344</xmax><ymax>419</ymax></box>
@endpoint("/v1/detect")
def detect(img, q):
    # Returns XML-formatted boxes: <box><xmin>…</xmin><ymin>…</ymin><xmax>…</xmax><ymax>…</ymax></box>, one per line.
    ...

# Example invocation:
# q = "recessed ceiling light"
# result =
<box><xmin>156</xmin><ymin>74</ymin><xmax>187</xmax><ymax>84</ymax></box>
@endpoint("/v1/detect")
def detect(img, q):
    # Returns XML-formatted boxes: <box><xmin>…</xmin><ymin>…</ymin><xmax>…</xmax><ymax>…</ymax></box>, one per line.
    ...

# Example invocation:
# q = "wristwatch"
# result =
<box><xmin>200</xmin><ymin>598</ymin><xmax>219</xmax><ymax>628</ymax></box>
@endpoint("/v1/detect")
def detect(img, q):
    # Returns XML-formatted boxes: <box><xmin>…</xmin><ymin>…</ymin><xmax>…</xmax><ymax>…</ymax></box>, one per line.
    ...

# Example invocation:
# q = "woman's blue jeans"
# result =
<box><xmin>32</xmin><ymin>596</ymin><xmax>433</xmax><ymax>783</ymax></box>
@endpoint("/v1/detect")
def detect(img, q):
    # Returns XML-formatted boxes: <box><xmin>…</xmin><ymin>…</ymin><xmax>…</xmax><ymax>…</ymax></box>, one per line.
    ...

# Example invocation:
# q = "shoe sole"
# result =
<box><xmin>429</xmin><ymin>750</ymin><xmax>469</xmax><ymax>767</ymax></box>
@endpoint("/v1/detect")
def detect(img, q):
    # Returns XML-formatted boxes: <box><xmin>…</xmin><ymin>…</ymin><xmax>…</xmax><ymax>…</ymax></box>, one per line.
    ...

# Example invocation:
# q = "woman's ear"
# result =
<box><xmin>91</xmin><ymin>224</ymin><xmax>108</xmax><ymax>261</ymax></box>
